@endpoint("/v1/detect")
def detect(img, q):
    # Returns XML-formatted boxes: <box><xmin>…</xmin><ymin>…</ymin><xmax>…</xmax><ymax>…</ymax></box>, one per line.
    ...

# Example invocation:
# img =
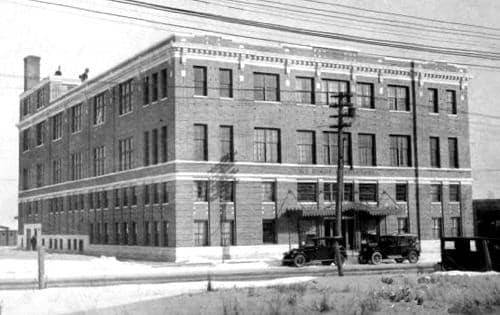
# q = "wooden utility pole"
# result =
<box><xmin>330</xmin><ymin>92</ymin><xmax>355</xmax><ymax>277</ymax></box>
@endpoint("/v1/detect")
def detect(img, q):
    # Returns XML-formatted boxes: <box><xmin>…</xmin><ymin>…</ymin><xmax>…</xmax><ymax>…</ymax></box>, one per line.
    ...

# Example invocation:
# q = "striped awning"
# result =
<box><xmin>286</xmin><ymin>202</ymin><xmax>404</xmax><ymax>217</ymax></box>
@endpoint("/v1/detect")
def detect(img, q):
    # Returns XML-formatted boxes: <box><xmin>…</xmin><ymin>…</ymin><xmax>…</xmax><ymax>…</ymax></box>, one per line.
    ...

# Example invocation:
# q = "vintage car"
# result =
<box><xmin>358</xmin><ymin>234</ymin><xmax>420</xmax><ymax>265</ymax></box>
<box><xmin>440</xmin><ymin>237</ymin><xmax>500</xmax><ymax>271</ymax></box>
<box><xmin>282</xmin><ymin>237</ymin><xmax>347</xmax><ymax>267</ymax></box>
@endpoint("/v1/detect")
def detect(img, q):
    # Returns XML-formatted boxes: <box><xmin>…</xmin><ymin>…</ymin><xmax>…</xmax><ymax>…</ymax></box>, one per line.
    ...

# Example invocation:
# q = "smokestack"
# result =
<box><xmin>24</xmin><ymin>55</ymin><xmax>41</xmax><ymax>91</ymax></box>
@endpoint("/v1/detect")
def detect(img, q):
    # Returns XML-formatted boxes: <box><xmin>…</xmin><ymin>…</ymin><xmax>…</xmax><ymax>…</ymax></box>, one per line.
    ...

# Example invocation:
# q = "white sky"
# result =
<box><xmin>1</xmin><ymin>0</ymin><xmax>500</xmax><ymax>228</ymax></box>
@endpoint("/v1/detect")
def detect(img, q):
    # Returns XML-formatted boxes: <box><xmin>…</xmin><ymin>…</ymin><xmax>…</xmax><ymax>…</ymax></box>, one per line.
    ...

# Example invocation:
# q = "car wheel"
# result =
<box><xmin>371</xmin><ymin>251</ymin><xmax>383</xmax><ymax>265</ymax></box>
<box><xmin>321</xmin><ymin>261</ymin><xmax>333</xmax><ymax>266</ymax></box>
<box><xmin>407</xmin><ymin>251</ymin><xmax>419</xmax><ymax>264</ymax></box>
<box><xmin>293</xmin><ymin>254</ymin><xmax>306</xmax><ymax>267</ymax></box>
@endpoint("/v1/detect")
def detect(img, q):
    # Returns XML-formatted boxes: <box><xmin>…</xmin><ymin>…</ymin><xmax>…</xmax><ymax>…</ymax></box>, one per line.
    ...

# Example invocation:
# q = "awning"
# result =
<box><xmin>285</xmin><ymin>202</ymin><xmax>404</xmax><ymax>217</ymax></box>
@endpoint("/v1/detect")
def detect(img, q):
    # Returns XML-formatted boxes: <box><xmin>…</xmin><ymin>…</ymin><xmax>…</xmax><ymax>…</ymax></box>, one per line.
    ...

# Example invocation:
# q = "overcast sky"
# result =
<box><xmin>1</xmin><ymin>0</ymin><xmax>500</xmax><ymax>229</ymax></box>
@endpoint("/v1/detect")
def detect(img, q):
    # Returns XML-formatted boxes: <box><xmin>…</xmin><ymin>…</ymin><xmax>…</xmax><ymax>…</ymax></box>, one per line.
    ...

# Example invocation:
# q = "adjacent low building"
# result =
<box><xmin>17</xmin><ymin>35</ymin><xmax>472</xmax><ymax>261</ymax></box>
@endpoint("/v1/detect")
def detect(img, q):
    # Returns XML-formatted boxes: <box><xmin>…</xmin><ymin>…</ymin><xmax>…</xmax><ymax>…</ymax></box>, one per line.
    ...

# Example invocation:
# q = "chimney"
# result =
<box><xmin>24</xmin><ymin>55</ymin><xmax>41</xmax><ymax>91</ymax></box>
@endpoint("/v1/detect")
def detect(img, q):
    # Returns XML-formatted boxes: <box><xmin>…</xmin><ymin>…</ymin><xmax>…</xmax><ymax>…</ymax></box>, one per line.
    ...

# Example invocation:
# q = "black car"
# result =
<box><xmin>358</xmin><ymin>234</ymin><xmax>420</xmax><ymax>265</ymax></box>
<box><xmin>440</xmin><ymin>237</ymin><xmax>500</xmax><ymax>271</ymax></box>
<box><xmin>282</xmin><ymin>237</ymin><xmax>348</xmax><ymax>267</ymax></box>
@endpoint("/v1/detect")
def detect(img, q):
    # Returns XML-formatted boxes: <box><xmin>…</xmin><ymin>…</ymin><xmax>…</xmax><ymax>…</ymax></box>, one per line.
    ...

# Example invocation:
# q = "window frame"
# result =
<box><xmin>254</xmin><ymin>72</ymin><xmax>280</xmax><ymax>102</ymax></box>
<box><xmin>387</xmin><ymin>85</ymin><xmax>410</xmax><ymax>111</ymax></box>
<box><xmin>194</xmin><ymin>66</ymin><xmax>208</xmax><ymax>96</ymax></box>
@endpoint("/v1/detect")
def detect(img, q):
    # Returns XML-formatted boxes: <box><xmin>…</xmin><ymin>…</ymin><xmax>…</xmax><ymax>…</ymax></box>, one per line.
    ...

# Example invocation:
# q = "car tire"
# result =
<box><xmin>407</xmin><ymin>251</ymin><xmax>419</xmax><ymax>264</ymax></box>
<box><xmin>371</xmin><ymin>251</ymin><xmax>383</xmax><ymax>265</ymax></box>
<box><xmin>293</xmin><ymin>254</ymin><xmax>306</xmax><ymax>267</ymax></box>
<box><xmin>321</xmin><ymin>261</ymin><xmax>333</xmax><ymax>266</ymax></box>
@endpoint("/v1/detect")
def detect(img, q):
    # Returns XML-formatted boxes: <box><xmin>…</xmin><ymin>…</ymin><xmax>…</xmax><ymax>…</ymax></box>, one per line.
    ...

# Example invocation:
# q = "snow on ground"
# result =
<box><xmin>0</xmin><ymin>248</ymin><xmax>278</xmax><ymax>280</ymax></box>
<box><xmin>434</xmin><ymin>270</ymin><xmax>500</xmax><ymax>277</ymax></box>
<box><xmin>0</xmin><ymin>277</ymin><xmax>315</xmax><ymax>315</ymax></box>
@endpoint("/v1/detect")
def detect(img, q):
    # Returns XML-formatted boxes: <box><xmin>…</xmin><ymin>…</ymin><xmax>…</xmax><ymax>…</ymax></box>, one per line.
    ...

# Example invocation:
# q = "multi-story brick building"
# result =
<box><xmin>17</xmin><ymin>35</ymin><xmax>472</xmax><ymax>261</ymax></box>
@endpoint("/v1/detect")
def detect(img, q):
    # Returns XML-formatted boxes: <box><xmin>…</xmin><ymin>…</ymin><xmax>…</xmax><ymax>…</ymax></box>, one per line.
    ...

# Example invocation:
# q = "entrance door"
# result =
<box><xmin>324</xmin><ymin>219</ymin><xmax>335</xmax><ymax>237</ymax></box>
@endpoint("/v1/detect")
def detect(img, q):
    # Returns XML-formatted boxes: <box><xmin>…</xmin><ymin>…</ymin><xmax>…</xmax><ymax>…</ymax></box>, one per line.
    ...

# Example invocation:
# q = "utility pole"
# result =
<box><xmin>330</xmin><ymin>92</ymin><xmax>355</xmax><ymax>277</ymax></box>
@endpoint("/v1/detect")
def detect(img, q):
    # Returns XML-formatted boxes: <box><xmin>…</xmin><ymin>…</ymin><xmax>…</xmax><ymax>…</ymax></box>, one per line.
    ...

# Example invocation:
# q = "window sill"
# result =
<box><xmin>52</xmin><ymin>138</ymin><xmax>62</xmax><ymax>143</ymax></box>
<box><xmin>449</xmin><ymin>201</ymin><xmax>460</xmax><ymax>204</ymax></box>
<box><xmin>219</xmin><ymin>97</ymin><xmax>234</xmax><ymax>100</ymax></box>
<box><xmin>389</xmin><ymin>110</ymin><xmax>411</xmax><ymax>113</ymax></box>
<box><xmin>194</xmin><ymin>201</ymin><xmax>208</xmax><ymax>204</ymax></box>
<box><xmin>448</xmin><ymin>114</ymin><xmax>458</xmax><ymax>117</ymax></box>
<box><xmin>35</xmin><ymin>144</ymin><xmax>44</xmax><ymax>149</ymax></box>
<box><xmin>431</xmin><ymin>202</ymin><xmax>442</xmax><ymax>205</ymax></box>
<box><xmin>71</xmin><ymin>130</ymin><xmax>82</xmax><ymax>136</ymax></box>
<box><xmin>296</xmin><ymin>103</ymin><xmax>316</xmax><ymax>107</ymax></box>
<box><xmin>298</xmin><ymin>201</ymin><xmax>317</xmax><ymax>205</ymax></box>
<box><xmin>429</xmin><ymin>112</ymin><xmax>439</xmax><ymax>116</ymax></box>
<box><xmin>262</xmin><ymin>201</ymin><xmax>276</xmax><ymax>204</ymax></box>
<box><xmin>160</xmin><ymin>97</ymin><xmax>168</xmax><ymax>101</ymax></box>
<box><xmin>119</xmin><ymin>111</ymin><xmax>133</xmax><ymax>118</ymax></box>
<box><xmin>254</xmin><ymin>100</ymin><xmax>281</xmax><ymax>104</ymax></box>
<box><xmin>193</xmin><ymin>95</ymin><xmax>208</xmax><ymax>98</ymax></box>
<box><xmin>358</xmin><ymin>107</ymin><xmax>376</xmax><ymax>111</ymax></box>
<box><xmin>93</xmin><ymin>122</ymin><xmax>105</xmax><ymax>128</ymax></box>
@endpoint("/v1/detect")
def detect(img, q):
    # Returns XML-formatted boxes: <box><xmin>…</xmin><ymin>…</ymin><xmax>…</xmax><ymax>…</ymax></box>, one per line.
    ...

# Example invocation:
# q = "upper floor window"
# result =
<box><xmin>254</xmin><ymin>128</ymin><xmax>280</xmax><ymax>163</ymax></box>
<box><xmin>194</xmin><ymin>66</ymin><xmax>207</xmax><ymax>96</ymax></box>
<box><xmin>160</xmin><ymin>68</ymin><xmax>168</xmax><ymax>99</ymax></box>
<box><xmin>430</xmin><ymin>137</ymin><xmax>441</xmax><ymax>168</ymax></box>
<box><xmin>93</xmin><ymin>93</ymin><xmax>105</xmax><ymax>125</ymax></box>
<box><xmin>262</xmin><ymin>182</ymin><xmax>276</xmax><ymax>202</ymax></box>
<box><xmin>119</xmin><ymin>80</ymin><xmax>132</xmax><ymax>115</ymax></box>
<box><xmin>359</xmin><ymin>183</ymin><xmax>377</xmax><ymax>202</ymax></box>
<box><xmin>161</xmin><ymin>126</ymin><xmax>168</xmax><ymax>163</ymax></box>
<box><xmin>395</xmin><ymin>183</ymin><xmax>408</xmax><ymax>202</ymax></box>
<box><xmin>296</xmin><ymin>77</ymin><xmax>314</xmax><ymax>104</ymax></box>
<box><xmin>324</xmin><ymin>183</ymin><xmax>354</xmax><ymax>202</ymax></box>
<box><xmin>36</xmin><ymin>88</ymin><xmax>44</xmax><ymax>109</ymax></box>
<box><xmin>446</xmin><ymin>90</ymin><xmax>457</xmax><ymax>114</ymax></box>
<box><xmin>448</xmin><ymin>137</ymin><xmax>459</xmax><ymax>168</ymax></box>
<box><xmin>323</xmin><ymin>132</ymin><xmax>351</xmax><ymax>166</ymax></box>
<box><xmin>254</xmin><ymin>73</ymin><xmax>279</xmax><ymax>101</ymax></box>
<box><xmin>430</xmin><ymin>184</ymin><xmax>442</xmax><ymax>202</ymax></box>
<box><xmin>143</xmin><ymin>76</ymin><xmax>150</xmax><ymax>105</ymax></box>
<box><xmin>93</xmin><ymin>146</ymin><xmax>105</xmax><ymax>177</ymax></box>
<box><xmin>36</xmin><ymin>163</ymin><xmax>44</xmax><ymax>187</ymax></box>
<box><xmin>449</xmin><ymin>184</ymin><xmax>460</xmax><ymax>202</ymax></box>
<box><xmin>22</xmin><ymin>168</ymin><xmax>30</xmax><ymax>190</ymax></box>
<box><xmin>52</xmin><ymin>159</ymin><xmax>61</xmax><ymax>184</ymax></box>
<box><xmin>297</xmin><ymin>130</ymin><xmax>315</xmax><ymax>164</ymax></box>
<box><xmin>358</xmin><ymin>133</ymin><xmax>376</xmax><ymax>166</ymax></box>
<box><xmin>297</xmin><ymin>182</ymin><xmax>317</xmax><ymax>202</ymax></box>
<box><xmin>219</xmin><ymin>69</ymin><xmax>233</xmax><ymax>98</ymax></box>
<box><xmin>70</xmin><ymin>152</ymin><xmax>83</xmax><ymax>180</ymax></box>
<box><xmin>36</xmin><ymin>121</ymin><xmax>45</xmax><ymax>146</ymax></box>
<box><xmin>451</xmin><ymin>217</ymin><xmax>461</xmax><ymax>236</ymax></box>
<box><xmin>194</xmin><ymin>124</ymin><xmax>208</xmax><ymax>161</ymax></box>
<box><xmin>152</xmin><ymin>72</ymin><xmax>158</xmax><ymax>102</ymax></box>
<box><xmin>195</xmin><ymin>181</ymin><xmax>208</xmax><ymax>202</ymax></box>
<box><xmin>22</xmin><ymin>128</ymin><xmax>30</xmax><ymax>151</ymax></box>
<box><xmin>321</xmin><ymin>79</ymin><xmax>349</xmax><ymax>106</ymax></box>
<box><xmin>389</xmin><ymin>135</ymin><xmax>411</xmax><ymax>167</ymax></box>
<box><xmin>356</xmin><ymin>83</ymin><xmax>374</xmax><ymax>108</ymax></box>
<box><xmin>432</xmin><ymin>218</ymin><xmax>442</xmax><ymax>238</ymax></box>
<box><xmin>220</xmin><ymin>125</ymin><xmax>234</xmax><ymax>162</ymax></box>
<box><xmin>51</xmin><ymin>113</ymin><xmax>62</xmax><ymax>140</ymax></box>
<box><xmin>428</xmin><ymin>88</ymin><xmax>438</xmax><ymax>113</ymax></box>
<box><xmin>70</xmin><ymin>103</ymin><xmax>82</xmax><ymax>133</ymax></box>
<box><xmin>219</xmin><ymin>181</ymin><xmax>234</xmax><ymax>202</ymax></box>
<box><xmin>22</xmin><ymin>98</ymin><xmax>29</xmax><ymax>117</ymax></box>
<box><xmin>118</xmin><ymin>137</ymin><xmax>133</xmax><ymax>171</ymax></box>
<box><xmin>388</xmin><ymin>85</ymin><xmax>409</xmax><ymax>111</ymax></box>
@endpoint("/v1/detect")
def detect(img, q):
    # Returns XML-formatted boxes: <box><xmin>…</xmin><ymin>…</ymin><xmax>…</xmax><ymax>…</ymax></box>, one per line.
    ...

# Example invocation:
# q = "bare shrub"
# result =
<box><xmin>359</xmin><ymin>289</ymin><xmax>381</xmax><ymax>315</ymax></box>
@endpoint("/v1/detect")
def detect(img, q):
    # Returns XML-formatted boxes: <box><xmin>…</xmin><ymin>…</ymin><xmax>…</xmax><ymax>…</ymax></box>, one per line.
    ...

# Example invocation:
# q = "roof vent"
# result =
<box><xmin>79</xmin><ymin>68</ymin><xmax>89</xmax><ymax>82</ymax></box>
<box><xmin>54</xmin><ymin>66</ymin><xmax>62</xmax><ymax>76</ymax></box>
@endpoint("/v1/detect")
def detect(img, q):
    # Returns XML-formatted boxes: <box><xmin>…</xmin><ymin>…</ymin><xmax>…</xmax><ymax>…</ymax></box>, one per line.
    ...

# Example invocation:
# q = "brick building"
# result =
<box><xmin>17</xmin><ymin>35</ymin><xmax>472</xmax><ymax>261</ymax></box>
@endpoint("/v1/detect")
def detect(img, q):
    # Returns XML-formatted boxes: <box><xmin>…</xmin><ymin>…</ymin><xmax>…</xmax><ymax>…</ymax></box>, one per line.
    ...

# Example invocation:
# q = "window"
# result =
<box><xmin>95</xmin><ymin>192</ymin><xmax>102</xmax><ymax>210</ymax></box>
<box><xmin>219</xmin><ymin>68</ymin><xmax>233</xmax><ymax>98</ymax></box>
<box><xmin>194</xmin><ymin>66</ymin><xmax>207</xmax><ymax>96</ymax></box>
<box><xmin>160</xmin><ymin>68</ymin><xmax>168</xmax><ymax>99</ymax></box>
<box><xmin>397</xmin><ymin>218</ymin><xmax>409</xmax><ymax>234</ymax></box>
<box><xmin>221</xmin><ymin>221</ymin><xmax>235</xmax><ymax>246</ymax></box>
<box><xmin>122</xmin><ymin>187</ymin><xmax>129</xmax><ymax>206</ymax></box>
<box><xmin>220</xmin><ymin>126</ymin><xmax>234</xmax><ymax>161</ymax></box>
<box><xmin>219</xmin><ymin>181</ymin><xmax>234</xmax><ymax>202</ymax></box>
<box><xmin>194</xmin><ymin>221</ymin><xmax>208</xmax><ymax>246</ymax></box>
<box><xmin>36</xmin><ymin>88</ymin><xmax>44</xmax><ymax>109</ymax></box>
<box><xmin>118</xmin><ymin>137</ymin><xmax>133</xmax><ymax>171</ymax></box>
<box><xmin>297</xmin><ymin>183</ymin><xmax>317</xmax><ymax>202</ymax></box>
<box><xmin>152</xmin><ymin>72</ymin><xmax>158</xmax><ymax>102</ymax></box>
<box><xmin>131</xmin><ymin>186</ymin><xmax>137</xmax><ymax>206</ymax></box>
<box><xmin>102</xmin><ymin>191</ymin><xmax>108</xmax><ymax>208</ymax></box>
<box><xmin>253</xmin><ymin>128</ymin><xmax>280</xmax><ymax>163</ymax></box>
<box><xmin>114</xmin><ymin>189</ymin><xmax>120</xmax><ymax>208</ymax></box>
<box><xmin>51</xmin><ymin>113</ymin><xmax>62</xmax><ymax>140</ymax></box>
<box><xmin>324</xmin><ymin>183</ymin><xmax>354</xmax><ymax>202</ymax></box>
<box><xmin>359</xmin><ymin>183</ymin><xmax>377</xmax><ymax>202</ymax></box>
<box><xmin>449</xmin><ymin>184</ymin><xmax>460</xmax><ymax>202</ymax></box>
<box><xmin>143</xmin><ymin>131</ymin><xmax>150</xmax><ymax>166</ymax></box>
<box><xmin>451</xmin><ymin>217</ymin><xmax>461</xmax><ymax>236</ymax></box>
<box><xmin>446</xmin><ymin>90</ymin><xmax>457</xmax><ymax>114</ymax></box>
<box><xmin>323</xmin><ymin>132</ymin><xmax>351</xmax><ymax>165</ymax></box>
<box><xmin>70</xmin><ymin>152</ymin><xmax>83</xmax><ymax>180</ymax></box>
<box><xmin>254</xmin><ymin>72</ymin><xmax>279</xmax><ymax>101</ymax></box>
<box><xmin>93</xmin><ymin>146</ymin><xmax>105</xmax><ymax>177</ymax></box>
<box><xmin>195</xmin><ymin>181</ymin><xmax>208</xmax><ymax>202</ymax></box>
<box><xmin>144</xmin><ymin>221</ymin><xmax>151</xmax><ymax>246</ymax></box>
<box><xmin>103</xmin><ymin>223</ymin><xmax>109</xmax><ymax>244</ymax></box>
<box><xmin>114</xmin><ymin>222</ymin><xmax>120</xmax><ymax>245</ymax></box>
<box><xmin>430</xmin><ymin>137</ymin><xmax>441</xmax><ymax>168</ymax></box>
<box><xmin>162</xmin><ymin>182</ymin><xmax>168</xmax><ymax>204</ymax></box>
<box><xmin>131</xmin><ymin>222</ymin><xmax>138</xmax><ymax>245</ymax></box>
<box><xmin>152</xmin><ymin>183</ymin><xmax>159</xmax><ymax>204</ymax></box>
<box><xmin>388</xmin><ymin>85</ymin><xmax>409</xmax><ymax>111</ymax></box>
<box><xmin>297</xmin><ymin>131</ymin><xmax>315</xmax><ymax>164</ymax></box>
<box><xmin>153</xmin><ymin>221</ymin><xmax>159</xmax><ymax>246</ymax></box>
<box><xmin>152</xmin><ymin>129</ymin><xmax>158</xmax><ymax>165</ymax></box>
<box><xmin>358</xmin><ymin>134</ymin><xmax>376</xmax><ymax>166</ymax></box>
<box><xmin>144</xmin><ymin>185</ymin><xmax>150</xmax><ymax>205</ymax></box>
<box><xmin>428</xmin><ymin>88</ymin><xmax>438</xmax><ymax>113</ymax></box>
<box><xmin>430</xmin><ymin>184</ymin><xmax>442</xmax><ymax>202</ymax></box>
<box><xmin>162</xmin><ymin>221</ymin><xmax>169</xmax><ymax>247</ymax></box>
<box><xmin>70</xmin><ymin>103</ymin><xmax>82</xmax><ymax>133</ymax></box>
<box><xmin>296</xmin><ymin>77</ymin><xmax>314</xmax><ymax>104</ymax></box>
<box><xmin>262</xmin><ymin>182</ymin><xmax>276</xmax><ymax>202</ymax></box>
<box><xmin>161</xmin><ymin>126</ymin><xmax>167</xmax><ymax>162</ymax></box>
<box><xmin>321</xmin><ymin>79</ymin><xmax>349</xmax><ymax>106</ymax></box>
<box><xmin>357</xmin><ymin>83</ymin><xmax>374</xmax><ymax>108</ymax></box>
<box><xmin>89</xmin><ymin>224</ymin><xmax>94</xmax><ymax>244</ymax></box>
<box><xmin>432</xmin><ymin>218</ymin><xmax>442</xmax><ymax>238</ymax></box>
<box><xmin>22</xmin><ymin>129</ymin><xmax>30</xmax><ymax>151</ymax></box>
<box><xmin>395</xmin><ymin>183</ymin><xmax>408</xmax><ymax>202</ymax></box>
<box><xmin>448</xmin><ymin>138</ymin><xmax>459</xmax><ymax>168</ymax></box>
<box><xmin>36</xmin><ymin>164</ymin><xmax>44</xmax><ymax>187</ymax></box>
<box><xmin>93</xmin><ymin>93</ymin><xmax>105</xmax><ymax>125</ymax></box>
<box><xmin>389</xmin><ymin>135</ymin><xmax>411</xmax><ymax>167</ymax></box>
<box><xmin>143</xmin><ymin>76</ymin><xmax>150</xmax><ymax>105</ymax></box>
<box><xmin>36</xmin><ymin>121</ymin><xmax>45</xmax><ymax>146</ymax></box>
<box><xmin>88</xmin><ymin>193</ymin><xmax>94</xmax><ymax>209</ymax></box>
<box><xmin>193</xmin><ymin>124</ymin><xmax>208</xmax><ymax>160</ymax></box>
<box><xmin>119</xmin><ymin>80</ymin><xmax>132</xmax><ymax>115</ymax></box>
<box><xmin>122</xmin><ymin>223</ymin><xmax>128</xmax><ymax>245</ymax></box>
<box><xmin>22</xmin><ymin>98</ymin><xmax>29</xmax><ymax>117</ymax></box>
<box><xmin>262</xmin><ymin>219</ymin><xmax>276</xmax><ymax>244</ymax></box>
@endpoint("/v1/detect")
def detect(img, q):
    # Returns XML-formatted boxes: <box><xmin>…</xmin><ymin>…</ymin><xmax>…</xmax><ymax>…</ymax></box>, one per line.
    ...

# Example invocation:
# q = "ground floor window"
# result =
<box><xmin>194</xmin><ymin>220</ymin><xmax>208</xmax><ymax>246</ymax></box>
<box><xmin>115</xmin><ymin>222</ymin><xmax>120</xmax><ymax>245</ymax></box>
<box><xmin>162</xmin><ymin>221</ymin><xmax>169</xmax><ymax>247</ymax></box>
<box><xmin>432</xmin><ymin>217</ymin><xmax>442</xmax><ymax>239</ymax></box>
<box><xmin>154</xmin><ymin>221</ymin><xmax>160</xmax><ymax>246</ymax></box>
<box><xmin>262</xmin><ymin>219</ymin><xmax>276</xmax><ymax>244</ymax></box>
<box><xmin>221</xmin><ymin>220</ymin><xmax>235</xmax><ymax>246</ymax></box>
<box><xmin>451</xmin><ymin>217</ymin><xmax>461</xmax><ymax>236</ymax></box>
<box><xmin>123</xmin><ymin>222</ymin><xmax>129</xmax><ymax>245</ymax></box>
<box><xmin>89</xmin><ymin>223</ymin><xmax>94</xmax><ymax>244</ymax></box>
<box><xmin>144</xmin><ymin>221</ymin><xmax>151</xmax><ymax>246</ymax></box>
<box><xmin>131</xmin><ymin>222</ymin><xmax>137</xmax><ymax>245</ymax></box>
<box><xmin>397</xmin><ymin>217</ymin><xmax>409</xmax><ymax>234</ymax></box>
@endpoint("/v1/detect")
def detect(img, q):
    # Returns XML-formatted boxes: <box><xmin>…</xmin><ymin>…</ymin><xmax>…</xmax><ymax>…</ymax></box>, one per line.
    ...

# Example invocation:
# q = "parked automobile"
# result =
<box><xmin>358</xmin><ymin>234</ymin><xmax>420</xmax><ymax>265</ymax></box>
<box><xmin>440</xmin><ymin>237</ymin><xmax>500</xmax><ymax>271</ymax></box>
<box><xmin>282</xmin><ymin>237</ymin><xmax>347</xmax><ymax>267</ymax></box>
